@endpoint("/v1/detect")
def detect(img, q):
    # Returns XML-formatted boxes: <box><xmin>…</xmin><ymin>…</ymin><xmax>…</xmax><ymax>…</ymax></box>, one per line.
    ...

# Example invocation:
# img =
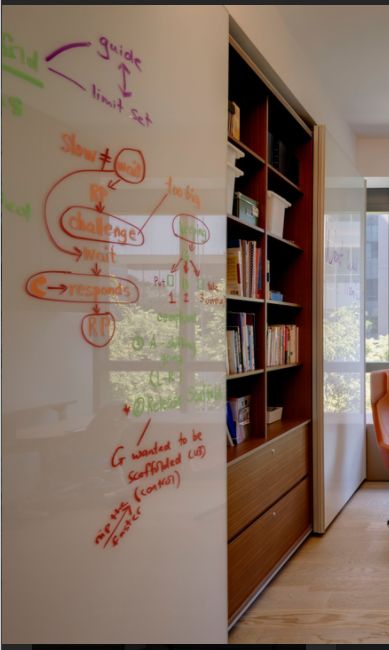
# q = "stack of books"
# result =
<box><xmin>227</xmin><ymin>239</ymin><xmax>263</xmax><ymax>299</ymax></box>
<box><xmin>267</xmin><ymin>324</ymin><xmax>299</xmax><ymax>367</ymax></box>
<box><xmin>227</xmin><ymin>311</ymin><xmax>256</xmax><ymax>374</ymax></box>
<box><xmin>226</xmin><ymin>395</ymin><xmax>251</xmax><ymax>445</ymax></box>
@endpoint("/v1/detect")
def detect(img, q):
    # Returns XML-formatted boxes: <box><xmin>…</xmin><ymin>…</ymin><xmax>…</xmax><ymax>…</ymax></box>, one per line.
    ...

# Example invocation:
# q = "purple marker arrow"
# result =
<box><xmin>45</xmin><ymin>41</ymin><xmax>92</xmax><ymax>91</ymax></box>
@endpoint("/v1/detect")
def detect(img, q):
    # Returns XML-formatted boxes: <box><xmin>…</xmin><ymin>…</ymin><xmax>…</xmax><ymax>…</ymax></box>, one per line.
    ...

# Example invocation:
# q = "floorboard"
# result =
<box><xmin>229</xmin><ymin>481</ymin><xmax>389</xmax><ymax>644</ymax></box>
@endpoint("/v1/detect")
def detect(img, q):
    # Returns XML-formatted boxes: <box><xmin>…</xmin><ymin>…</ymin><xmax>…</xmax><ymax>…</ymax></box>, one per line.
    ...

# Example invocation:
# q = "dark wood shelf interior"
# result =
<box><xmin>267</xmin><ymin>231</ymin><xmax>303</xmax><ymax>252</ymax></box>
<box><xmin>228</xmin><ymin>135</ymin><xmax>266</xmax><ymax>167</ymax></box>
<box><xmin>267</xmin><ymin>417</ymin><xmax>311</xmax><ymax>441</ymax></box>
<box><xmin>266</xmin><ymin>362</ymin><xmax>302</xmax><ymax>372</ymax></box>
<box><xmin>268</xmin><ymin>163</ymin><xmax>303</xmax><ymax>194</ymax></box>
<box><xmin>227</xmin><ymin>369</ymin><xmax>264</xmax><ymax>380</ymax></box>
<box><xmin>227</xmin><ymin>294</ymin><xmax>265</xmax><ymax>305</ymax></box>
<box><xmin>267</xmin><ymin>300</ymin><xmax>301</xmax><ymax>308</ymax></box>
<box><xmin>227</xmin><ymin>416</ymin><xmax>311</xmax><ymax>464</ymax></box>
<box><xmin>227</xmin><ymin>214</ymin><xmax>264</xmax><ymax>235</ymax></box>
<box><xmin>227</xmin><ymin>435</ymin><xmax>267</xmax><ymax>464</ymax></box>
<box><xmin>227</xmin><ymin>34</ymin><xmax>313</xmax><ymax>625</ymax></box>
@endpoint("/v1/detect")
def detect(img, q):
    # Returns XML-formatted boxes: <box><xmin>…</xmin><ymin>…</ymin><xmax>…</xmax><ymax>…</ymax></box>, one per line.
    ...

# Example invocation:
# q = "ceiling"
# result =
<box><xmin>277</xmin><ymin>5</ymin><xmax>389</xmax><ymax>138</ymax></box>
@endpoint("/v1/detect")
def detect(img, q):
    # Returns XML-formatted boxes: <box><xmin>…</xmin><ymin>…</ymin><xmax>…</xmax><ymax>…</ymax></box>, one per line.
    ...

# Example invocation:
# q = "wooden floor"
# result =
<box><xmin>229</xmin><ymin>481</ymin><xmax>389</xmax><ymax>644</ymax></box>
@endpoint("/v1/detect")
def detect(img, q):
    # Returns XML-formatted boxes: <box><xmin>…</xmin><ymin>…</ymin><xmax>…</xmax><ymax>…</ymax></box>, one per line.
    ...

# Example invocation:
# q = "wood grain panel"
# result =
<box><xmin>228</xmin><ymin>477</ymin><xmax>310</xmax><ymax>620</ymax></box>
<box><xmin>229</xmin><ymin>482</ymin><xmax>389</xmax><ymax>644</ymax></box>
<box><xmin>228</xmin><ymin>424</ymin><xmax>309</xmax><ymax>539</ymax></box>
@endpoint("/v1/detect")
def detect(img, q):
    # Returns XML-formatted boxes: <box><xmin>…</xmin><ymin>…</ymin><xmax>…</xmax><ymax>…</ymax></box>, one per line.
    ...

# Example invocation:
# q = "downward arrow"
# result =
<box><xmin>108</xmin><ymin>179</ymin><xmax>120</xmax><ymax>191</ymax></box>
<box><xmin>95</xmin><ymin>201</ymin><xmax>105</xmax><ymax>213</ymax></box>
<box><xmin>47</xmin><ymin>284</ymin><xmax>67</xmax><ymax>294</ymax></box>
<box><xmin>91</xmin><ymin>263</ymin><xmax>101</xmax><ymax>276</ymax></box>
<box><xmin>170</xmin><ymin>259</ymin><xmax>182</xmax><ymax>273</ymax></box>
<box><xmin>190</xmin><ymin>260</ymin><xmax>201</xmax><ymax>277</ymax></box>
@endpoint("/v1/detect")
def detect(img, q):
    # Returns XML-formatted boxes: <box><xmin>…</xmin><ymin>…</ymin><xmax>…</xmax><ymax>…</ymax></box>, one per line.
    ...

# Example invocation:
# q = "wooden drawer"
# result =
<box><xmin>228</xmin><ymin>477</ymin><xmax>311</xmax><ymax>621</ymax></box>
<box><xmin>228</xmin><ymin>423</ymin><xmax>309</xmax><ymax>540</ymax></box>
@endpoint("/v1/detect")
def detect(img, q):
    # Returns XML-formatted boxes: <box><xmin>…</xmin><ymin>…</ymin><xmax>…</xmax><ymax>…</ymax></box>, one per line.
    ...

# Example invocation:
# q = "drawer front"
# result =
<box><xmin>228</xmin><ymin>424</ymin><xmax>309</xmax><ymax>539</ymax></box>
<box><xmin>228</xmin><ymin>477</ymin><xmax>311</xmax><ymax>620</ymax></box>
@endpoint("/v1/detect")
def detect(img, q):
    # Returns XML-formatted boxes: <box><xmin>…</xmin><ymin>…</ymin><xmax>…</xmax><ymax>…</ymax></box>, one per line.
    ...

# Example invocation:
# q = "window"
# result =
<box><xmin>365</xmin><ymin>188</ymin><xmax>389</xmax><ymax>414</ymax></box>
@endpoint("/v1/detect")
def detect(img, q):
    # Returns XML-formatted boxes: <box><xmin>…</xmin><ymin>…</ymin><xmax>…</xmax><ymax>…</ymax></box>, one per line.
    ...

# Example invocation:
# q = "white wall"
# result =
<box><xmin>226</xmin><ymin>5</ymin><xmax>357</xmax><ymax>164</ymax></box>
<box><xmin>357</xmin><ymin>138</ymin><xmax>389</xmax><ymax>178</ymax></box>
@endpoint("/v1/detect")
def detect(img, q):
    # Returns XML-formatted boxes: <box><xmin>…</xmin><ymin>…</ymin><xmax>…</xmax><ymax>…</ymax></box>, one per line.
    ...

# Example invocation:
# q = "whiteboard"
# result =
<box><xmin>2</xmin><ymin>5</ymin><xmax>228</xmax><ymax>643</ymax></box>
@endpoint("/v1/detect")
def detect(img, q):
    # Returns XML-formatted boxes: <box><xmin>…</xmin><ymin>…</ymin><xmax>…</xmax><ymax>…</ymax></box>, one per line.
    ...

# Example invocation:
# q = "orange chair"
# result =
<box><xmin>370</xmin><ymin>369</ymin><xmax>389</xmax><ymax>525</ymax></box>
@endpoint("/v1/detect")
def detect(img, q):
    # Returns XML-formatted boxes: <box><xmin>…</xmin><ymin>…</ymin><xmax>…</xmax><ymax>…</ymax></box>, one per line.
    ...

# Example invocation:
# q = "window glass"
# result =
<box><xmin>365</xmin><ymin>211</ymin><xmax>389</xmax><ymax>413</ymax></box>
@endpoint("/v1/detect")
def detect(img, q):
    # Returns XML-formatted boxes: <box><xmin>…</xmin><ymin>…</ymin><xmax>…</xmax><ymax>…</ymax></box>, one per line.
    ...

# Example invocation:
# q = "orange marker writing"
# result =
<box><xmin>29</xmin><ymin>274</ymin><xmax>47</xmax><ymax>298</ymax></box>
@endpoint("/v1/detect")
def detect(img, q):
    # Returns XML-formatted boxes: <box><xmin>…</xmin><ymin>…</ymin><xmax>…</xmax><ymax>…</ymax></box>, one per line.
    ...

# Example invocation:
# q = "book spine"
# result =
<box><xmin>239</xmin><ymin>312</ymin><xmax>248</xmax><ymax>371</ymax></box>
<box><xmin>229</xmin><ymin>395</ymin><xmax>251</xmax><ymax>443</ymax></box>
<box><xmin>227</xmin><ymin>330</ymin><xmax>237</xmax><ymax>374</ymax></box>
<box><xmin>227</xmin><ymin>248</ymin><xmax>243</xmax><ymax>296</ymax></box>
<box><xmin>266</xmin><ymin>259</ymin><xmax>270</xmax><ymax>299</ymax></box>
<box><xmin>256</xmin><ymin>246</ymin><xmax>263</xmax><ymax>299</ymax></box>
<box><xmin>226</xmin><ymin>401</ymin><xmax>237</xmax><ymax>443</ymax></box>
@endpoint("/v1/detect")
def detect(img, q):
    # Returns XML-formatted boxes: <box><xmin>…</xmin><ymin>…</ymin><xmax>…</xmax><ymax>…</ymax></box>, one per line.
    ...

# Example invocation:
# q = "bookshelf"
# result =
<box><xmin>226</xmin><ymin>36</ymin><xmax>313</xmax><ymax>626</ymax></box>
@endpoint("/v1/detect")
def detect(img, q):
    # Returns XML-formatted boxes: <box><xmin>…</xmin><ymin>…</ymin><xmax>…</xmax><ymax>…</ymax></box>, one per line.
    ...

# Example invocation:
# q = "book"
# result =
<box><xmin>238</xmin><ymin>312</ymin><xmax>248</xmax><ymax>371</ymax></box>
<box><xmin>229</xmin><ymin>312</ymin><xmax>245</xmax><ymax>371</ymax></box>
<box><xmin>248</xmin><ymin>240</ymin><xmax>255</xmax><ymax>298</ymax></box>
<box><xmin>239</xmin><ymin>239</ymin><xmax>248</xmax><ymax>296</ymax></box>
<box><xmin>227</xmin><ymin>327</ymin><xmax>239</xmax><ymax>374</ymax></box>
<box><xmin>227</xmin><ymin>246</ymin><xmax>243</xmax><ymax>296</ymax></box>
<box><xmin>229</xmin><ymin>395</ymin><xmax>251</xmax><ymax>444</ymax></box>
<box><xmin>270</xmin><ymin>290</ymin><xmax>283</xmax><ymax>301</ymax></box>
<box><xmin>226</xmin><ymin>401</ymin><xmax>237</xmax><ymax>443</ymax></box>
<box><xmin>266</xmin><ymin>324</ymin><xmax>299</xmax><ymax>366</ymax></box>
<box><xmin>266</xmin><ymin>259</ymin><xmax>271</xmax><ymax>299</ymax></box>
<box><xmin>246</xmin><ymin>313</ymin><xmax>256</xmax><ymax>370</ymax></box>
<box><xmin>256</xmin><ymin>245</ymin><xmax>263</xmax><ymax>299</ymax></box>
<box><xmin>226</xmin><ymin>427</ymin><xmax>235</xmax><ymax>446</ymax></box>
<box><xmin>229</xmin><ymin>239</ymin><xmax>262</xmax><ymax>300</ymax></box>
<box><xmin>227</xmin><ymin>311</ymin><xmax>256</xmax><ymax>373</ymax></box>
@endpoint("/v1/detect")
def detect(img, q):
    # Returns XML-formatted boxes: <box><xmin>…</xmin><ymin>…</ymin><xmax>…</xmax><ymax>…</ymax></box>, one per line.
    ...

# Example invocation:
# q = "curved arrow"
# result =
<box><xmin>44</xmin><ymin>169</ymin><xmax>100</xmax><ymax>259</ymax></box>
<box><xmin>43</xmin><ymin>150</ymin><xmax>147</xmax><ymax>259</ymax></box>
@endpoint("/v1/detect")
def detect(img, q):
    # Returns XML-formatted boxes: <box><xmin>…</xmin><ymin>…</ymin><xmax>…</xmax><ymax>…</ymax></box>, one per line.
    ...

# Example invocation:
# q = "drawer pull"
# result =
<box><xmin>271</xmin><ymin>448</ymin><xmax>276</xmax><ymax>455</ymax></box>
<box><xmin>272</xmin><ymin>511</ymin><xmax>277</xmax><ymax>517</ymax></box>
